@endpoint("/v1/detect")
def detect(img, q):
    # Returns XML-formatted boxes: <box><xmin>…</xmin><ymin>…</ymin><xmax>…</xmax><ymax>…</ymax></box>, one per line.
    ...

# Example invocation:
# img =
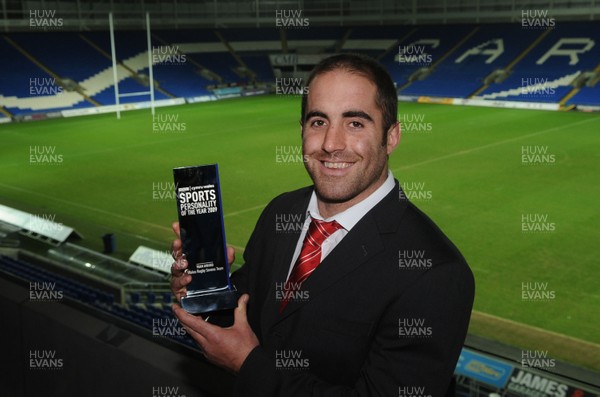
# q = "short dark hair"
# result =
<box><xmin>300</xmin><ymin>53</ymin><xmax>398</xmax><ymax>137</ymax></box>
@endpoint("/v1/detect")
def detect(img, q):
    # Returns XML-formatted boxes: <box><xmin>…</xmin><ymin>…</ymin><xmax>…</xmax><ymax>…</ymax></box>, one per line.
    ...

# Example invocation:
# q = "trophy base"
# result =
<box><xmin>181</xmin><ymin>288</ymin><xmax>238</xmax><ymax>314</ymax></box>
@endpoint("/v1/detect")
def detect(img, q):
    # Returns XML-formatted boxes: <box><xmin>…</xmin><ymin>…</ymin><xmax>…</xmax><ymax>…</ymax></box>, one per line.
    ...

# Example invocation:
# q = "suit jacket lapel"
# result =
<box><xmin>261</xmin><ymin>190</ymin><xmax>312</xmax><ymax>329</ymax></box>
<box><xmin>270</xmin><ymin>181</ymin><xmax>408</xmax><ymax>324</ymax></box>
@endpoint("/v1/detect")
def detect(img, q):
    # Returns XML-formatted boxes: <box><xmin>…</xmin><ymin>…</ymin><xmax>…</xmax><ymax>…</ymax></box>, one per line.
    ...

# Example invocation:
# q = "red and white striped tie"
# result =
<box><xmin>279</xmin><ymin>217</ymin><xmax>343</xmax><ymax>313</ymax></box>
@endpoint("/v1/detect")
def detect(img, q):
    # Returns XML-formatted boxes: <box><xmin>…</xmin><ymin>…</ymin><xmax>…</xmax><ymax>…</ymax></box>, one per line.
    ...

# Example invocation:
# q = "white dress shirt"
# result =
<box><xmin>285</xmin><ymin>171</ymin><xmax>396</xmax><ymax>280</ymax></box>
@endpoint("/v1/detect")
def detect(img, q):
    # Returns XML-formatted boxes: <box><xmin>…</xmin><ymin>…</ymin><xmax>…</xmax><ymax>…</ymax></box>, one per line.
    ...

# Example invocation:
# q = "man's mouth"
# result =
<box><xmin>323</xmin><ymin>161</ymin><xmax>353</xmax><ymax>169</ymax></box>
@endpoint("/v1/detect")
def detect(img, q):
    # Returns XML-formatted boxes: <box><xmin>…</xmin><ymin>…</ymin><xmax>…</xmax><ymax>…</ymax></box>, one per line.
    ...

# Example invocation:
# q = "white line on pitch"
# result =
<box><xmin>224</xmin><ymin>204</ymin><xmax>266</xmax><ymax>218</ymax></box>
<box><xmin>0</xmin><ymin>182</ymin><xmax>172</xmax><ymax>232</ymax></box>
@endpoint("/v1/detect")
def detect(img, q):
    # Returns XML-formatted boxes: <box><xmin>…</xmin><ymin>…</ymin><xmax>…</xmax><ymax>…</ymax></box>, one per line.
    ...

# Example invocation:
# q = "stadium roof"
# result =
<box><xmin>1</xmin><ymin>0</ymin><xmax>598</xmax><ymax>31</ymax></box>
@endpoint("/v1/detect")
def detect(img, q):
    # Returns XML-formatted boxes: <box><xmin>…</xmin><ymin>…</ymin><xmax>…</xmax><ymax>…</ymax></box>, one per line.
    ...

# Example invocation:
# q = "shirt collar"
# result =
<box><xmin>306</xmin><ymin>171</ymin><xmax>395</xmax><ymax>231</ymax></box>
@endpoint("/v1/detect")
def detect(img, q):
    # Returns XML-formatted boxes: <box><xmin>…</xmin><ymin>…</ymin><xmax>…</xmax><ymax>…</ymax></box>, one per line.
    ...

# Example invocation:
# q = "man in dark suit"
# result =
<box><xmin>171</xmin><ymin>53</ymin><xmax>475</xmax><ymax>396</ymax></box>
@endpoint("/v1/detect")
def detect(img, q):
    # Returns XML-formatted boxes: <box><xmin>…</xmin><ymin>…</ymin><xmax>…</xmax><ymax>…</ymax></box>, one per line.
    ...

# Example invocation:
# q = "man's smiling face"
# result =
<box><xmin>302</xmin><ymin>69</ymin><xmax>399</xmax><ymax>214</ymax></box>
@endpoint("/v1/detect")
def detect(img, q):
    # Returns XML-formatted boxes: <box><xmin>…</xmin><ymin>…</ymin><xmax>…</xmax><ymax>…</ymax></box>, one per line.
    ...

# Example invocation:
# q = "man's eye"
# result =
<box><xmin>311</xmin><ymin>120</ymin><xmax>325</xmax><ymax>127</ymax></box>
<box><xmin>350</xmin><ymin>121</ymin><xmax>364</xmax><ymax>128</ymax></box>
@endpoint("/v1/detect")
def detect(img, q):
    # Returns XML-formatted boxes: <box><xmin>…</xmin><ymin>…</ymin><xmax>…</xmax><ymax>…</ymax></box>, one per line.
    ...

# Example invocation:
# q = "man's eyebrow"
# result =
<box><xmin>342</xmin><ymin>110</ymin><xmax>374</xmax><ymax>122</ymax></box>
<box><xmin>304</xmin><ymin>110</ymin><xmax>328</xmax><ymax>122</ymax></box>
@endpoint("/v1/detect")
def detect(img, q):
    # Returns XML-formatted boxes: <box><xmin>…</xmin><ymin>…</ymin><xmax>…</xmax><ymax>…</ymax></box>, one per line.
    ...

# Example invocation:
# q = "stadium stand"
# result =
<box><xmin>0</xmin><ymin>247</ymin><xmax>198</xmax><ymax>351</ymax></box>
<box><xmin>0</xmin><ymin>35</ymin><xmax>92</xmax><ymax>114</ymax></box>
<box><xmin>0</xmin><ymin>36</ymin><xmax>57</xmax><ymax>99</ymax></box>
<box><xmin>474</xmin><ymin>21</ymin><xmax>600</xmax><ymax>104</ymax></box>
<box><xmin>568</xmin><ymin>85</ymin><xmax>600</xmax><ymax>107</ymax></box>
<box><xmin>2</xmin><ymin>22</ymin><xmax>599</xmax><ymax>118</ymax></box>
<box><xmin>9</xmin><ymin>32</ymin><xmax>111</xmax><ymax>86</ymax></box>
<box><xmin>402</xmin><ymin>24</ymin><xmax>543</xmax><ymax>98</ymax></box>
<box><xmin>388</xmin><ymin>24</ymin><xmax>478</xmax><ymax>92</ymax></box>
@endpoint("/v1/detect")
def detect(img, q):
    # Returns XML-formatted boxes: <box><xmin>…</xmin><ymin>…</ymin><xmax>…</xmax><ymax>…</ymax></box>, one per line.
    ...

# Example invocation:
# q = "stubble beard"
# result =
<box><xmin>304</xmin><ymin>154</ymin><xmax>388</xmax><ymax>205</ymax></box>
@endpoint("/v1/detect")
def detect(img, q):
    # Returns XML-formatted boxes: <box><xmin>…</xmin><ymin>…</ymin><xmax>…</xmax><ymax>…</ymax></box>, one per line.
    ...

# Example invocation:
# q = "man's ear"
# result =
<box><xmin>386</xmin><ymin>121</ymin><xmax>401</xmax><ymax>155</ymax></box>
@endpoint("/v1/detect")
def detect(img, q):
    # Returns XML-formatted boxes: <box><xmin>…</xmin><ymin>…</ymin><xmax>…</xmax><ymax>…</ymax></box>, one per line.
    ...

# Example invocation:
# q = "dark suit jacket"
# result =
<box><xmin>229</xmin><ymin>181</ymin><xmax>475</xmax><ymax>396</ymax></box>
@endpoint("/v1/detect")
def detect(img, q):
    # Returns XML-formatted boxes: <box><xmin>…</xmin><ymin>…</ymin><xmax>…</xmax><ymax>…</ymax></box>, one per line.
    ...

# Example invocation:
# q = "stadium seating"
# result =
<box><xmin>83</xmin><ymin>30</ymin><xmax>211</xmax><ymax>101</ymax></box>
<box><xmin>567</xmin><ymin>85</ymin><xmax>600</xmax><ymax>106</ymax></box>
<box><xmin>10</xmin><ymin>32</ymin><xmax>112</xmax><ymax>84</ymax></box>
<box><xmin>0</xmin><ymin>35</ymin><xmax>93</xmax><ymax>114</ymax></box>
<box><xmin>0</xmin><ymin>254</ymin><xmax>198</xmax><ymax>350</ymax></box>
<box><xmin>1</xmin><ymin>22</ymin><xmax>599</xmax><ymax>117</ymax></box>
<box><xmin>475</xmin><ymin>21</ymin><xmax>600</xmax><ymax>103</ymax></box>
<box><xmin>388</xmin><ymin>24</ymin><xmax>477</xmax><ymax>91</ymax></box>
<box><xmin>403</xmin><ymin>24</ymin><xmax>542</xmax><ymax>98</ymax></box>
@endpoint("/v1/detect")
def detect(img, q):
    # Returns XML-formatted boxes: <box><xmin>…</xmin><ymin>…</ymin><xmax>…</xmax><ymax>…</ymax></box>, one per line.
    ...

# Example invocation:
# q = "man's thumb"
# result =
<box><xmin>234</xmin><ymin>294</ymin><xmax>250</xmax><ymax>324</ymax></box>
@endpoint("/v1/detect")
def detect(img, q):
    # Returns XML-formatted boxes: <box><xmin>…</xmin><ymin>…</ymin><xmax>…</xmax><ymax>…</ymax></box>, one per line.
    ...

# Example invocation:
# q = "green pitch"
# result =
<box><xmin>1</xmin><ymin>96</ymin><xmax>599</xmax><ymax>365</ymax></box>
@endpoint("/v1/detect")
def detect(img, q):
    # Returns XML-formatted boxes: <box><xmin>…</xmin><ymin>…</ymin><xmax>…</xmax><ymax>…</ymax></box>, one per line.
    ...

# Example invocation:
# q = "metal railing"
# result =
<box><xmin>1</xmin><ymin>0</ymin><xmax>598</xmax><ymax>31</ymax></box>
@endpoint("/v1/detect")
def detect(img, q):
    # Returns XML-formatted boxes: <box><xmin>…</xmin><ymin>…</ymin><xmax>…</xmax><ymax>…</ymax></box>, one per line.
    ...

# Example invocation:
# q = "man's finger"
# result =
<box><xmin>171</xmin><ymin>273</ymin><xmax>191</xmax><ymax>291</ymax></box>
<box><xmin>172</xmin><ymin>304</ymin><xmax>218</xmax><ymax>340</ymax></box>
<box><xmin>172</xmin><ymin>221</ymin><xmax>180</xmax><ymax>238</ymax></box>
<box><xmin>171</xmin><ymin>226</ymin><xmax>182</xmax><ymax>259</ymax></box>
<box><xmin>171</xmin><ymin>240</ymin><xmax>182</xmax><ymax>260</ymax></box>
<box><xmin>171</xmin><ymin>256</ymin><xmax>188</xmax><ymax>275</ymax></box>
<box><xmin>172</xmin><ymin>304</ymin><xmax>209</xmax><ymax>342</ymax></box>
<box><xmin>233</xmin><ymin>294</ymin><xmax>250</xmax><ymax>326</ymax></box>
<box><xmin>227</xmin><ymin>246</ymin><xmax>236</xmax><ymax>265</ymax></box>
<box><xmin>174</xmin><ymin>312</ymin><xmax>208</xmax><ymax>349</ymax></box>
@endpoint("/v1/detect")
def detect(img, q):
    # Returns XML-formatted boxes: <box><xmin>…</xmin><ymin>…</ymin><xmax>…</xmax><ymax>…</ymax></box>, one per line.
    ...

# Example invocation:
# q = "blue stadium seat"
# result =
<box><xmin>404</xmin><ymin>24</ymin><xmax>542</xmax><ymax>98</ymax></box>
<box><xmin>477</xmin><ymin>21</ymin><xmax>600</xmax><ymax>103</ymax></box>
